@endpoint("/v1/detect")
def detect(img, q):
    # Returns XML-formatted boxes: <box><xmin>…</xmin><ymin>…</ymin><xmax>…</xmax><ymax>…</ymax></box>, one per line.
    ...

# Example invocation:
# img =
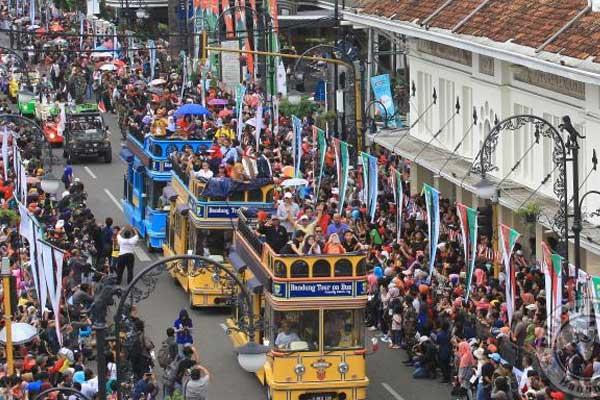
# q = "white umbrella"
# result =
<box><xmin>281</xmin><ymin>178</ymin><xmax>309</xmax><ymax>188</ymax></box>
<box><xmin>90</xmin><ymin>52</ymin><xmax>110</xmax><ymax>59</ymax></box>
<box><xmin>27</xmin><ymin>24</ymin><xmax>40</xmax><ymax>30</ymax></box>
<box><xmin>0</xmin><ymin>322</ymin><xmax>38</xmax><ymax>345</ymax></box>
<box><xmin>99</xmin><ymin>63</ymin><xmax>116</xmax><ymax>71</ymax></box>
<box><xmin>149</xmin><ymin>78</ymin><xmax>166</xmax><ymax>86</ymax></box>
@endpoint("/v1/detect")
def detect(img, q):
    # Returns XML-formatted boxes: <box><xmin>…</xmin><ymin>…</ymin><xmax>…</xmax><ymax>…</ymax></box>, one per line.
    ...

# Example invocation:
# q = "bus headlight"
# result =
<box><xmin>294</xmin><ymin>364</ymin><xmax>305</xmax><ymax>376</ymax></box>
<box><xmin>212</xmin><ymin>273</ymin><xmax>221</xmax><ymax>283</ymax></box>
<box><xmin>338</xmin><ymin>362</ymin><xmax>349</xmax><ymax>374</ymax></box>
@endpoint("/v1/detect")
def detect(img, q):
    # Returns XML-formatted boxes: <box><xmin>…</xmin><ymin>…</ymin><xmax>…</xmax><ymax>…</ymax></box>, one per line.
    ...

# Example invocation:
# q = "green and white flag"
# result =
<box><xmin>590</xmin><ymin>276</ymin><xmax>600</xmax><ymax>339</ymax></box>
<box><xmin>360</xmin><ymin>152</ymin><xmax>370</xmax><ymax>206</ymax></box>
<box><xmin>333</xmin><ymin>138</ymin><xmax>349</xmax><ymax>210</ymax></box>
<box><xmin>499</xmin><ymin>224</ymin><xmax>520</xmax><ymax>325</ymax></box>
<box><xmin>457</xmin><ymin>202</ymin><xmax>478</xmax><ymax>301</ymax></box>
<box><xmin>316</xmin><ymin>127</ymin><xmax>326</xmax><ymax>200</ymax></box>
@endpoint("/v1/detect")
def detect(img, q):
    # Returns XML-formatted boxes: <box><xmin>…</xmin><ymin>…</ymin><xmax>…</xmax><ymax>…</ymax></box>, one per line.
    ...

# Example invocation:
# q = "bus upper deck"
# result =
<box><xmin>227</xmin><ymin>209</ymin><xmax>369</xmax><ymax>400</ymax></box>
<box><xmin>120</xmin><ymin>132</ymin><xmax>212</xmax><ymax>249</ymax></box>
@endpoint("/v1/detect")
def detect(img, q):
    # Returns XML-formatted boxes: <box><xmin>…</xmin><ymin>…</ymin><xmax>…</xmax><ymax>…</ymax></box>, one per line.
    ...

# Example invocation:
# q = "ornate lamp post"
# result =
<box><xmin>95</xmin><ymin>254</ymin><xmax>269</xmax><ymax>399</ymax></box>
<box><xmin>470</xmin><ymin>114</ymin><xmax>587</xmax><ymax>274</ymax></box>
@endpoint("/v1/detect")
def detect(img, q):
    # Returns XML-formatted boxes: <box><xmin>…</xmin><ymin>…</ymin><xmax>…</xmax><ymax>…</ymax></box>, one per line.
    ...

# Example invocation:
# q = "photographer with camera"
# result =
<box><xmin>116</xmin><ymin>225</ymin><xmax>139</xmax><ymax>285</ymax></box>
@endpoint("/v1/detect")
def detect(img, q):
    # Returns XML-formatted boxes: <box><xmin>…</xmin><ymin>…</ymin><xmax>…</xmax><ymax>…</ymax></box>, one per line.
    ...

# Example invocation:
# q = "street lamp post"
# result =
<box><xmin>471</xmin><ymin>114</ymin><xmax>574</xmax><ymax>263</ymax></box>
<box><xmin>110</xmin><ymin>254</ymin><xmax>269</xmax><ymax>399</ymax></box>
<box><xmin>33</xmin><ymin>387</ymin><xmax>92</xmax><ymax>400</ymax></box>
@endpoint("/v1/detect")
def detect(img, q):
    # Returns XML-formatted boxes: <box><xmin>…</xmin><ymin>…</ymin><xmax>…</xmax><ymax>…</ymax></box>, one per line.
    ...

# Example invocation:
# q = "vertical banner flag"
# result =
<box><xmin>234</xmin><ymin>0</ymin><xmax>253</xmax><ymax>76</ymax></box>
<box><xmin>292</xmin><ymin>115</ymin><xmax>302</xmax><ymax>177</ymax></box>
<box><xmin>332</xmin><ymin>138</ymin><xmax>349</xmax><ymax>210</ymax></box>
<box><xmin>370</xmin><ymin>74</ymin><xmax>397</xmax><ymax>129</ymax></box>
<box><xmin>53</xmin><ymin>248</ymin><xmax>64</xmax><ymax>344</ymax></box>
<box><xmin>457</xmin><ymin>203</ymin><xmax>478</xmax><ymax>301</ymax></box>
<box><xmin>499</xmin><ymin>224</ymin><xmax>520</xmax><ymax>325</ymax></box>
<box><xmin>18</xmin><ymin>204</ymin><xmax>40</xmax><ymax>300</ymax></box>
<box><xmin>366</xmin><ymin>153</ymin><xmax>379</xmax><ymax>222</ymax></box>
<box><xmin>147</xmin><ymin>40</ymin><xmax>156</xmax><ymax>80</ymax></box>
<box><xmin>590</xmin><ymin>276</ymin><xmax>600</xmax><ymax>341</ymax></box>
<box><xmin>542</xmin><ymin>241</ymin><xmax>563</xmax><ymax>343</ymax></box>
<box><xmin>390</xmin><ymin>167</ymin><xmax>404</xmax><ymax>242</ymax></box>
<box><xmin>29</xmin><ymin>0</ymin><xmax>35</xmax><ymax>26</ymax></box>
<box><xmin>315</xmin><ymin>128</ymin><xmax>326</xmax><ymax>199</ymax></box>
<box><xmin>422</xmin><ymin>183</ymin><xmax>440</xmax><ymax>277</ymax></box>
<box><xmin>2</xmin><ymin>128</ymin><xmax>9</xmax><ymax>181</ymax></box>
<box><xmin>222</xmin><ymin>0</ymin><xmax>234</xmax><ymax>39</ymax></box>
<box><xmin>247</xmin><ymin>0</ymin><xmax>259</xmax><ymax>78</ymax></box>
<box><xmin>79</xmin><ymin>13</ymin><xmax>84</xmax><ymax>50</ymax></box>
<box><xmin>235</xmin><ymin>84</ymin><xmax>246</xmax><ymax>140</ymax></box>
<box><xmin>255</xmin><ymin>103</ymin><xmax>263</xmax><ymax>151</ymax></box>
<box><xmin>360</xmin><ymin>152</ymin><xmax>369</xmax><ymax>206</ymax></box>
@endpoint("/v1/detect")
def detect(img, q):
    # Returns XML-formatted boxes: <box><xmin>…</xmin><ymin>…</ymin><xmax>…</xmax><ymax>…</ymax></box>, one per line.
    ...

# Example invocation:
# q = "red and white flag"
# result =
<box><xmin>98</xmin><ymin>99</ymin><xmax>107</xmax><ymax>113</ymax></box>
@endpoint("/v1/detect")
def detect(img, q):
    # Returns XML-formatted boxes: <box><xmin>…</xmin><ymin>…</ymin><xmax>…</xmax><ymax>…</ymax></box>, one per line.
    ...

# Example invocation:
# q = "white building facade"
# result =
<box><xmin>341</xmin><ymin>0</ymin><xmax>600</xmax><ymax>273</ymax></box>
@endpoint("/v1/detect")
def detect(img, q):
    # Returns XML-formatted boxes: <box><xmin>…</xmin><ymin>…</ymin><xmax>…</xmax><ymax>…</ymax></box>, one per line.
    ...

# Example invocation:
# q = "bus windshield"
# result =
<box><xmin>272</xmin><ymin>310</ymin><xmax>319</xmax><ymax>351</ymax></box>
<box><xmin>323</xmin><ymin>309</ymin><xmax>365</xmax><ymax>350</ymax></box>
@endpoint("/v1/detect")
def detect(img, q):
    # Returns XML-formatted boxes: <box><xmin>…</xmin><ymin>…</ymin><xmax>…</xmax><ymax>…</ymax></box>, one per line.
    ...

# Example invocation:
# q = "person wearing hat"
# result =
<box><xmin>257</xmin><ymin>215</ymin><xmax>288</xmax><ymax>254</ymax></box>
<box><xmin>277</xmin><ymin>191</ymin><xmax>299</xmax><ymax>234</ymax></box>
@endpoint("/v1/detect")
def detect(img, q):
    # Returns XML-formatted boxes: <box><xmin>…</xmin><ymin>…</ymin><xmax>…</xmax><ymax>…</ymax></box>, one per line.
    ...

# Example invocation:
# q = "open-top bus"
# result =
<box><xmin>226</xmin><ymin>209</ymin><xmax>369</xmax><ymax>400</ymax></box>
<box><xmin>120</xmin><ymin>130</ymin><xmax>211</xmax><ymax>250</ymax></box>
<box><xmin>162</xmin><ymin>167</ymin><xmax>275</xmax><ymax>307</ymax></box>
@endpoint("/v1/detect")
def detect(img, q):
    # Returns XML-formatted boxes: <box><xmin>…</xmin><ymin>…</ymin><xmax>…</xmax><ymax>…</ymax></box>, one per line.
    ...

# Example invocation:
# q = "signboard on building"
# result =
<box><xmin>221</xmin><ymin>40</ymin><xmax>241</xmax><ymax>88</ymax></box>
<box><xmin>512</xmin><ymin>67</ymin><xmax>585</xmax><ymax>100</ymax></box>
<box><xmin>417</xmin><ymin>39</ymin><xmax>472</xmax><ymax>66</ymax></box>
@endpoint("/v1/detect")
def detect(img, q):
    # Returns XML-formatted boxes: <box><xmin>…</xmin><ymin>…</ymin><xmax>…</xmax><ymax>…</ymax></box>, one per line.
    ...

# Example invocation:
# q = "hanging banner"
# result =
<box><xmin>2</xmin><ymin>128</ymin><xmax>9</xmax><ymax>181</ymax></box>
<box><xmin>542</xmin><ymin>241</ymin><xmax>563</xmax><ymax>343</ymax></box>
<box><xmin>292</xmin><ymin>115</ymin><xmax>302</xmax><ymax>177</ymax></box>
<box><xmin>499</xmin><ymin>224</ymin><xmax>520</xmax><ymax>325</ymax></box>
<box><xmin>315</xmin><ymin>128</ymin><xmax>326</xmax><ymax>199</ymax></box>
<box><xmin>222</xmin><ymin>0</ymin><xmax>234</xmax><ymax>38</ymax></box>
<box><xmin>29</xmin><ymin>0</ymin><xmax>35</xmax><ymax>26</ymax></box>
<box><xmin>235</xmin><ymin>84</ymin><xmax>246</xmax><ymax>140</ymax></box>
<box><xmin>255</xmin><ymin>103</ymin><xmax>263</xmax><ymax>151</ymax></box>
<box><xmin>457</xmin><ymin>202</ymin><xmax>478</xmax><ymax>301</ymax></box>
<box><xmin>590</xmin><ymin>276</ymin><xmax>600</xmax><ymax>342</ymax></box>
<box><xmin>360</xmin><ymin>152</ymin><xmax>369</xmax><ymax>206</ymax></box>
<box><xmin>332</xmin><ymin>138</ymin><xmax>349</xmax><ymax>210</ymax></box>
<box><xmin>422</xmin><ymin>183</ymin><xmax>440</xmax><ymax>277</ymax></box>
<box><xmin>390</xmin><ymin>167</ymin><xmax>403</xmax><ymax>242</ymax></box>
<box><xmin>147</xmin><ymin>39</ymin><xmax>156</xmax><ymax>80</ymax></box>
<box><xmin>370</xmin><ymin>74</ymin><xmax>397</xmax><ymax>129</ymax></box>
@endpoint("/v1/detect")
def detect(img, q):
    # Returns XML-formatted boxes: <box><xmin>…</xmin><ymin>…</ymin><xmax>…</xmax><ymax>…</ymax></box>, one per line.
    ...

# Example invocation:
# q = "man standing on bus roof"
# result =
<box><xmin>277</xmin><ymin>192</ymin><xmax>299</xmax><ymax>234</ymax></box>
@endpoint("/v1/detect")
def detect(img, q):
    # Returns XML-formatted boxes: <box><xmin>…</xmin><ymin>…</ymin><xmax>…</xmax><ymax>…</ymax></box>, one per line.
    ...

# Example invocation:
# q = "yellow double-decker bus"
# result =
<box><xmin>163</xmin><ymin>166</ymin><xmax>274</xmax><ymax>307</ymax></box>
<box><xmin>226</xmin><ymin>209</ymin><xmax>369</xmax><ymax>400</ymax></box>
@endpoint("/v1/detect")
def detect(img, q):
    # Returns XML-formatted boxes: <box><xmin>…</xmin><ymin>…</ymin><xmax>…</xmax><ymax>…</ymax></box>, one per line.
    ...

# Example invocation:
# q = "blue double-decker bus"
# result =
<box><xmin>120</xmin><ymin>130</ymin><xmax>211</xmax><ymax>250</ymax></box>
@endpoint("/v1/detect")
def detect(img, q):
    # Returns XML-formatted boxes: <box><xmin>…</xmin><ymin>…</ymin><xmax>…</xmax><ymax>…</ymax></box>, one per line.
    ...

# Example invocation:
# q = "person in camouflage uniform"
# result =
<box><xmin>402</xmin><ymin>295</ymin><xmax>417</xmax><ymax>364</ymax></box>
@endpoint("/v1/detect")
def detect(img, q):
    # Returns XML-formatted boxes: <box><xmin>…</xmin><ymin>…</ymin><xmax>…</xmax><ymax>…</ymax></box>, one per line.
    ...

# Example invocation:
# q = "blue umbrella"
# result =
<box><xmin>174</xmin><ymin>104</ymin><xmax>210</xmax><ymax>117</ymax></box>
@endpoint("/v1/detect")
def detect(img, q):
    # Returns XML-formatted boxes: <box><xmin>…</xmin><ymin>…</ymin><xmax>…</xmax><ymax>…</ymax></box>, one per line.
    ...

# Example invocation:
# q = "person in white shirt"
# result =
<box><xmin>80</xmin><ymin>370</ymin><xmax>99</xmax><ymax>399</ymax></box>
<box><xmin>275</xmin><ymin>320</ymin><xmax>301</xmax><ymax>349</ymax></box>
<box><xmin>117</xmin><ymin>225</ymin><xmax>139</xmax><ymax>285</ymax></box>
<box><xmin>193</xmin><ymin>161</ymin><xmax>214</xmax><ymax>180</ymax></box>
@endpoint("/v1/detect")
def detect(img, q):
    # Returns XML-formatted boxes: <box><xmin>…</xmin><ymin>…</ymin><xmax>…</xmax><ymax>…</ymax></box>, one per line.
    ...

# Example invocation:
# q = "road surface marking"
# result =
<box><xmin>134</xmin><ymin>247</ymin><xmax>151</xmax><ymax>262</ymax></box>
<box><xmin>104</xmin><ymin>188</ymin><xmax>123</xmax><ymax>212</ymax></box>
<box><xmin>84</xmin><ymin>166</ymin><xmax>97</xmax><ymax>179</ymax></box>
<box><xmin>381</xmin><ymin>383</ymin><xmax>406</xmax><ymax>400</ymax></box>
<box><xmin>220</xmin><ymin>323</ymin><xmax>228</xmax><ymax>332</ymax></box>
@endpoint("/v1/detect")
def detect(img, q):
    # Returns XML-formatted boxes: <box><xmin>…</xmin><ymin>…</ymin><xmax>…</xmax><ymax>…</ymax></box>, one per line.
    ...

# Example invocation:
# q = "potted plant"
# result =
<box><xmin>515</xmin><ymin>202</ymin><xmax>541</xmax><ymax>223</ymax></box>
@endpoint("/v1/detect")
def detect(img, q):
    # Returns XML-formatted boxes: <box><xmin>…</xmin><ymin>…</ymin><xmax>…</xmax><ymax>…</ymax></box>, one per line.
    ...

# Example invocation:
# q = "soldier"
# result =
<box><xmin>402</xmin><ymin>295</ymin><xmax>417</xmax><ymax>365</ymax></box>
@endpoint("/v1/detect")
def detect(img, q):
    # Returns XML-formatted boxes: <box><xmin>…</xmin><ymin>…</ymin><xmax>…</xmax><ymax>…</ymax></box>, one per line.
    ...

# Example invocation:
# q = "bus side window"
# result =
<box><xmin>291</xmin><ymin>260</ymin><xmax>309</xmax><ymax>278</ymax></box>
<box><xmin>265</xmin><ymin>188</ymin><xmax>275</xmax><ymax>203</ymax></box>
<box><xmin>312</xmin><ymin>260</ymin><xmax>331</xmax><ymax>277</ymax></box>
<box><xmin>229</xmin><ymin>191</ymin><xmax>244</xmax><ymax>202</ymax></box>
<box><xmin>247</xmin><ymin>189</ymin><xmax>262</xmax><ymax>202</ymax></box>
<box><xmin>274</xmin><ymin>261</ymin><xmax>287</xmax><ymax>278</ymax></box>
<box><xmin>150</xmin><ymin>144</ymin><xmax>162</xmax><ymax>157</ymax></box>
<box><xmin>334</xmin><ymin>259</ymin><xmax>353</xmax><ymax>277</ymax></box>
